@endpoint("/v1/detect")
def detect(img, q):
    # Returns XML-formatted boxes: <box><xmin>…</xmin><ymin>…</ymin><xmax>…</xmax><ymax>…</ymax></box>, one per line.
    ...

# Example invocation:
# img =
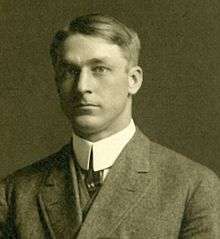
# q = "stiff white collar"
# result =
<box><xmin>72</xmin><ymin>119</ymin><xmax>136</xmax><ymax>171</ymax></box>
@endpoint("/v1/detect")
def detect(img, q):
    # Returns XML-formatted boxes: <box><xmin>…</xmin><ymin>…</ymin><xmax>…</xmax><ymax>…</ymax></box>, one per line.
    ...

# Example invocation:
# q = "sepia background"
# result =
<box><xmin>0</xmin><ymin>0</ymin><xmax>219</xmax><ymax>178</ymax></box>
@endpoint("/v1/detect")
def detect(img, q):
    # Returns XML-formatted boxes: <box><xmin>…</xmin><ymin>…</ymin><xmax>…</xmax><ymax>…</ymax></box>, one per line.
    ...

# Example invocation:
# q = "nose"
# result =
<box><xmin>76</xmin><ymin>68</ymin><xmax>92</xmax><ymax>94</ymax></box>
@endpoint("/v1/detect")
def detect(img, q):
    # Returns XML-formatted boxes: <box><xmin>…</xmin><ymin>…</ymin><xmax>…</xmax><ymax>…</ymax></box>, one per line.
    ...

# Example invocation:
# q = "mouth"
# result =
<box><xmin>73</xmin><ymin>103</ymin><xmax>99</xmax><ymax>109</ymax></box>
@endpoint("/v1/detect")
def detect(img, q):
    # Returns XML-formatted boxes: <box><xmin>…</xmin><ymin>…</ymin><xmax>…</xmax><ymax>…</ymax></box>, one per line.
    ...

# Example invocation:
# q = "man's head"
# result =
<box><xmin>50</xmin><ymin>14</ymin><xmax>143</xmax><ymax>141</ymax></box>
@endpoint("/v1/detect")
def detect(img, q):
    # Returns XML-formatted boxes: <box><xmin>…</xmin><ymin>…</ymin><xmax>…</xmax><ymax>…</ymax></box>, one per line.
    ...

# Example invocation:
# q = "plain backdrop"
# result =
<box><xmin>0</xmin><ymin>0</ymin><xmax>219</xmax><ymax>178</ymax></box>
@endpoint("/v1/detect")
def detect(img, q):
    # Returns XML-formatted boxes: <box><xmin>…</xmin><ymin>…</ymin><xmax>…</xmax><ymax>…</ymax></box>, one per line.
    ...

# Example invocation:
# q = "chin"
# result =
<box><xmin>71</xmin><ymin>115</ymin><xmax>103</xmax><ymax>135</ymax></box>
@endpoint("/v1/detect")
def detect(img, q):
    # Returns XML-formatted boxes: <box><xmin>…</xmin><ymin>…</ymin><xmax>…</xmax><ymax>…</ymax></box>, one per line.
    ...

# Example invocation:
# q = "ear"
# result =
<box><xmin>127</xmin><ymin>66</ymin><xmax>143</xmax><ymax>95</ymax></box>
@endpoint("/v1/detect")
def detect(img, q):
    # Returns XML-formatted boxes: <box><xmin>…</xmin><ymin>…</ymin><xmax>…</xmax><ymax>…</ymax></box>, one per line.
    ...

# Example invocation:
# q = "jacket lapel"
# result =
<box><xmin>77</xmin><ymin>129</ymin><xmax>152</xmax><ymax>239</ymax></box>
<box><xmin>37</xmin><ymin>145</ymin><xmax>82</xmax><ymax>239</ymax></box>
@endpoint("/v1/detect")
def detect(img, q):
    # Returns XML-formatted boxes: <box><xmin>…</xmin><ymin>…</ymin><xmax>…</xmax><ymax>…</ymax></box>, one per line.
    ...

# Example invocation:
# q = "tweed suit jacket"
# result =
<box><xmin>0</xmin><ymin>128</ymin><xmax>219</xmax><ymax>239</ymax></box>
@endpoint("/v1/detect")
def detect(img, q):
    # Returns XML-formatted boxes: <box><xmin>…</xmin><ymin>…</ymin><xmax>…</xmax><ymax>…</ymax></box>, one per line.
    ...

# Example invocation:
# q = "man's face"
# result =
<box><xmin>54</xmin><ymin>34</ymin><xmax>141</xmax><ymax>140</ymax></box>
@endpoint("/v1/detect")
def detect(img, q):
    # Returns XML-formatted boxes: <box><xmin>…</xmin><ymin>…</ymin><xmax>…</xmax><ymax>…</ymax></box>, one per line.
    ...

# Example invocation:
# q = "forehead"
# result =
<box><xmin>59</xmin><ymin>34</ymin><xmax>127</xmax><ymax>65</ymax></box>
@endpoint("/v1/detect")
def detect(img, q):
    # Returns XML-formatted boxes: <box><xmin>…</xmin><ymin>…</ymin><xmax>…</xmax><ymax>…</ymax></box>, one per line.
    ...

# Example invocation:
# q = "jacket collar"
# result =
<box><xmin>37</xmin><ymin>127</ymin><xmax>151</xmax><ymax>239</ymax></box>
<box><xmin>37</xmin><ymin>145</ymin><xmax>82</xmax><ymax>238</ymax></box>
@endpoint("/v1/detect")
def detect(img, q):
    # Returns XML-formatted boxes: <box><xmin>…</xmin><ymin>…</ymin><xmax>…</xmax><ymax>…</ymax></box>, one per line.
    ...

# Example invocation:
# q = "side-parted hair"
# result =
<box><xmin>50</xmin><ymin>13</ymin><xmax>141</xmax><ymax>67</ymax></box>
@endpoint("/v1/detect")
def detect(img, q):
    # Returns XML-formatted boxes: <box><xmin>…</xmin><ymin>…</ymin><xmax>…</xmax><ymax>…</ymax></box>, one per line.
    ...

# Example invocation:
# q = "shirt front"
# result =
<box><xmin>72</xmin><ymin>119</ymin><xmax>136</xmax><ymax>179</ymax></box>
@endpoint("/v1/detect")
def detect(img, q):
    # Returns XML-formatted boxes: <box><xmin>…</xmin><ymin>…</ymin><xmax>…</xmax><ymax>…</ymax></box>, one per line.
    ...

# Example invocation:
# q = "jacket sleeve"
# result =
<box><xmin>179</xmin><ymin>169</ymin><xmax>220</xmax><ymax>239</ymax></box>
<box><xmin>0</xmin><ymin>176</ymin><xmax>15</xmax><ymax>239</ymax></box>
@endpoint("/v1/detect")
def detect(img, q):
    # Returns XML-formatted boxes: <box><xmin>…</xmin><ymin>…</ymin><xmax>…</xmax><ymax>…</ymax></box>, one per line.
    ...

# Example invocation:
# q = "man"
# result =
<box><xmin>0</xmin><ymin>14</ymin><xmax>219</xmax><ymax>239</ymax></box>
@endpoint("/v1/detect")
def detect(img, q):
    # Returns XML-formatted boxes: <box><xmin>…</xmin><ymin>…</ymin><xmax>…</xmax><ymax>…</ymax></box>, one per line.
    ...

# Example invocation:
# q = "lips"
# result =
<box><xmin>73</xmin><ymin>102</ymin><xmax>99</xmax><ymax>108</ymax></box>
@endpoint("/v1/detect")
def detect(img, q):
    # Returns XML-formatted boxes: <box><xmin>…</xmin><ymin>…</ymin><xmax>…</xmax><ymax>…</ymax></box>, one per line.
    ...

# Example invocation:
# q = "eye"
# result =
<box><xmin>92</xmin><ymin>66</ymin><xmax>110</xmax><ymax>74</ymax></box>
<box><xmin>58</xmin><ymin>63</ymin><xmax>80</xmax><ymax>78</ymax></box>
<box><xmin>68</xmin><ymin>67</ymin><xmax>80</xmax><ymax>77</ymax></box>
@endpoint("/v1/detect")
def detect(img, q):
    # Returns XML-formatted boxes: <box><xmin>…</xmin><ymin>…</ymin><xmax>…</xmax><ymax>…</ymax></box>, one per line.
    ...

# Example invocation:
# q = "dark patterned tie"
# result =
<box><xmin>85</xmin><ymin>147</ymin><xmax>103</xmax><ymax>197</ymax></box>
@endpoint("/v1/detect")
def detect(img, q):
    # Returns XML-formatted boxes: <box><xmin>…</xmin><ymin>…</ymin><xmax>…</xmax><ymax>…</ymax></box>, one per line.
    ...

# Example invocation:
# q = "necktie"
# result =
<box><xmin>85</xmin><ymin>148</ymin><xmax>103</xmax><ymax>197</ymax></box>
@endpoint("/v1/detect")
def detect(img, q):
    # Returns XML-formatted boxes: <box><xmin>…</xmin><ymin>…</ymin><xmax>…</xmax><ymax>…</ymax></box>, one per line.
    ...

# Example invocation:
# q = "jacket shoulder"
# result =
<box><xmin>149</xmin><ymin>140</ymin><xmax>220</xmax><ymax>189</ymax></box>
<box><xmin>2</xmin><ymin>143</ymin><xmax>71</xmax><ymax>184</ymax></box>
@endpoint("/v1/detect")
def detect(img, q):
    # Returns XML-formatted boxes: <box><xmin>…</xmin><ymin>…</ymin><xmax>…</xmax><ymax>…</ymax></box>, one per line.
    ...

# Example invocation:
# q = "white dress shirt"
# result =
<box><xmin>72</xmin><ymin>119</ymin><xmax>136</xmax><ymax>179</ymax></box>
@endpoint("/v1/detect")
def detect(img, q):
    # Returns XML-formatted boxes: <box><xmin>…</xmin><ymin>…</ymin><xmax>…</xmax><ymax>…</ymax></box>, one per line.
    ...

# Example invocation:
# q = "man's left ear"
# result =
<box><xmin>127</xmin><ymin>66</ymin><xmax>143</xmax><ymax>95</ymax></box>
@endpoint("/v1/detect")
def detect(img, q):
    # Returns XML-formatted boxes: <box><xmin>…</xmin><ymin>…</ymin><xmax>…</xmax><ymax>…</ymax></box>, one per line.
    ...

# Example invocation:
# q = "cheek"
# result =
<box><xmin>101</xmin><ymin>86</ymin><xmax>127</xmax><ymax>104</ymax></box>
<box><xmin>59</xmin><ymin>79</ymin><xmax>73</xmax><ymax>92</ymax></box>
<box><xmin>101</xmin><ymin>74</ymin><xmax>129</xmax><ymax>95</ymax></box>
<box><xmin>101</xmin><ymin>81</ymin><xmax>129</xmax><ymax>109</ymax></box>
<box><xmin>57</xmin><ymin>80</ymin><xmax>76</xmax><ymax>100</ymax></box>
<box><xmin>113</xmin><ymin>80</ymin><xmax>129</xmax><ymax>100</ymax></box>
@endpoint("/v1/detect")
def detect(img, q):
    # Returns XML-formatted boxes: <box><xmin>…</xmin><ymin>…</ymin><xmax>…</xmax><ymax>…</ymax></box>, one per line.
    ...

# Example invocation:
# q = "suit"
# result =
<box><xmin>0</xmin><ymin>128</ymin><xmax>219</xmax><ymax>238</ymax></box>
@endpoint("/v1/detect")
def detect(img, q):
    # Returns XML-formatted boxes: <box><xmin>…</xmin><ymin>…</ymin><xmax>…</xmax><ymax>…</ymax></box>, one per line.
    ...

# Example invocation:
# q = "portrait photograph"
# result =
<box><xmin>0</xmin><ymin>1</ymin><xmax>219</xmax><ymax>238</ymax></box>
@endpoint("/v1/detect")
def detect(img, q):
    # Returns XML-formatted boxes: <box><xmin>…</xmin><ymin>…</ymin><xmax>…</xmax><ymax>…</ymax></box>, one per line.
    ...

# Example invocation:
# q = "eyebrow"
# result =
<box><xmin>60</xmin><ymin>57</ymin><xmax>111</xmax><ymax>67</ymax></box>
<box><xmin>86</xmin><ymin>58</ymin><xmax>110</xmax><ymax>65</ymax></box>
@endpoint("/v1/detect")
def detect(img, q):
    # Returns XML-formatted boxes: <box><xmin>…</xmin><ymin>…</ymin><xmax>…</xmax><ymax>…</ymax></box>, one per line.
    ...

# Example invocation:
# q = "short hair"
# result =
<box><xmin>50</xmin><ymin>13</ymin><xmax>141</xmax><ymax>67</ymax></box>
